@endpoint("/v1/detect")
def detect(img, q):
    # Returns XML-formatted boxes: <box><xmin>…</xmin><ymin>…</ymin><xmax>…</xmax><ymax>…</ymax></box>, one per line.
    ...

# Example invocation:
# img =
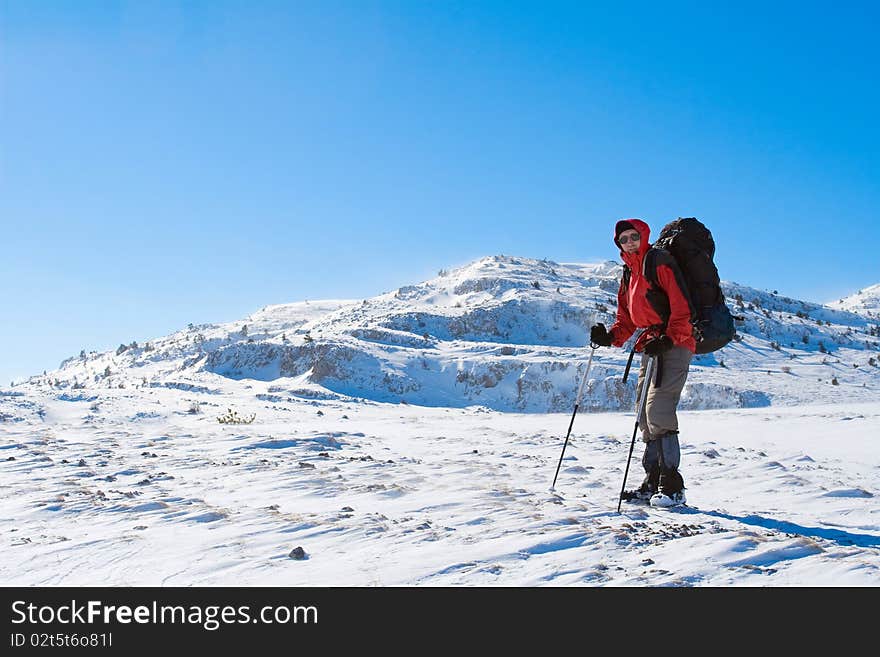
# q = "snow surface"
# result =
<box><xmin>2</xmin><ymin>255</ymin><xmax>879</xmax><ymax>585</ymax></box>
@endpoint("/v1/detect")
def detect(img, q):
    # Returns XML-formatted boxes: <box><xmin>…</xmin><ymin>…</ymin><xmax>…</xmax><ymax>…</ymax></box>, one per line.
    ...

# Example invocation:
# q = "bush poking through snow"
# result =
<box><xmin>217</xmin><ymin>408</ymin><xmax>255</xmax><ymax>424</ymax></box>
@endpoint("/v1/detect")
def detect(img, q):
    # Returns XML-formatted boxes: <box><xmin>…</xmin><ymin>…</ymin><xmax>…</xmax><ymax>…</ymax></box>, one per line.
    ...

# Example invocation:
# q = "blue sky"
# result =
<box><xmin>2</xmin><ymin>1</ymin><xmax>878</xmax><ymax>384</ymax></box>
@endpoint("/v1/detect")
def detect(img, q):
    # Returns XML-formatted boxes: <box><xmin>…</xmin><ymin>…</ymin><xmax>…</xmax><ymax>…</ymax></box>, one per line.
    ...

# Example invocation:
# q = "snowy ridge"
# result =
<box><xmin>828</xmin><ymin>283</ymin><xmax>880</xmax><ymax>317</ymax></box>
<box><xmin>16</xmin><ymin>255</ymin><xmax>880</xmax><ymax>412</ymax></box>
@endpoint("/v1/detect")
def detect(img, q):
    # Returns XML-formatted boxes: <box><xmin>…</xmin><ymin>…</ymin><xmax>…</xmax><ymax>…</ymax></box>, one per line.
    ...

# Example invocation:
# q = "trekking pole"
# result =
<box><xmin>616</xmin><ymin>355</ymin><xmax>655</xmax><ymax>513</ymax></box>
<box><xmin>550</xmin><ymin>342</ymin><xmax>598</xmax><ymax>491</ymax></box>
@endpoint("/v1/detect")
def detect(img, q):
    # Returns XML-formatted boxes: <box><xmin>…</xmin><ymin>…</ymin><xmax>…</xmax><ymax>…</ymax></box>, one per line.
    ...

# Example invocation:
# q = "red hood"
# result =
<box><xmin>614</xmin><ymin>218</ymin><xmax>651</xmax><ymax>271</ymax></box>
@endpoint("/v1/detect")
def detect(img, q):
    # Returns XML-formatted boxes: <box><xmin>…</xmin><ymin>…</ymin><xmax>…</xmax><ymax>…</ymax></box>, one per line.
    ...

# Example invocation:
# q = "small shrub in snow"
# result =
<box><xmin>217</xmin><ymin>408</ymin><xmax>255</xmax><ymax>424</ymax></box>
<box><xmin>831</xmin><ymin>377</ymin><xmax>839</xmax><ymax>386</ymax></box>
<box><xmin>188</xmin><ymin>402</ymin><xmax>201</xmax><ymax>414</ymax></box>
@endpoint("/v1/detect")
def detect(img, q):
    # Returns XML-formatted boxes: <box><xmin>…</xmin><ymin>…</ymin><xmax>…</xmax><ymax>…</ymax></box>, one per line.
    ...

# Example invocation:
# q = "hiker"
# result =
<box><xmin>590</xmin><ymin>219</ymin><xmax>695</xmax><ymax>507</ymax></box>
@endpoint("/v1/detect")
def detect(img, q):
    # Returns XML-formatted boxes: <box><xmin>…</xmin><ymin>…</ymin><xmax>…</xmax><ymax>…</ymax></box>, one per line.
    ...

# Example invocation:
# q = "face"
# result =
<box><xmin>618</xmin><ymin>229</ymin><xmax>641</xmax><ymax>254</ymax></box>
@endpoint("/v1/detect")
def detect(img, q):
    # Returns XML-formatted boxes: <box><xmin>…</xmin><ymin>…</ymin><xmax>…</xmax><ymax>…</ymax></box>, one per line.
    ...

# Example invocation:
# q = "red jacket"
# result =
<box><xmin>609</xmin><ymin>219</ymin><xmax>696</xmax><ymax>353</ymax></box>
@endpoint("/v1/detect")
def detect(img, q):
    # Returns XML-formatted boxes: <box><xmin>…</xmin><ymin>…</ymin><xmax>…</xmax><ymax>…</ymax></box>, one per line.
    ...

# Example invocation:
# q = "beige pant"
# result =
<box><xmin>635</xmin><ymin>345</ymin><xmax>692</xmax><ymax>443</ymax></box>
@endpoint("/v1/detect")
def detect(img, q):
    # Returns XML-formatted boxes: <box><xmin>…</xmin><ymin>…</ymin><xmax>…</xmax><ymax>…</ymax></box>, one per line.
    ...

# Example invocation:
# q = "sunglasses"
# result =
<box><xmin>618</xmin><ymin>233</ymin><xmax>641</xmax><ymax>244</ymax></box>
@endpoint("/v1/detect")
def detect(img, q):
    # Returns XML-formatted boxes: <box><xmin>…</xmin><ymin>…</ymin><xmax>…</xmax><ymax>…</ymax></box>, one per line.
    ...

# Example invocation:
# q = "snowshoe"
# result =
<box><xmin>649</xmin><ymin>490</ymin><xmax>687</xmax><ymax>508</ymax></box>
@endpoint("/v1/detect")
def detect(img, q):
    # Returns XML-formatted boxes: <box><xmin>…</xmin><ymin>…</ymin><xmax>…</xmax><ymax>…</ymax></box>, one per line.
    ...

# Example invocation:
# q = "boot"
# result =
<box><xmin>650</xmin><ymin>468</ymin><xmax>686</xmax><ymax>507</ymax></box>
<box><xmin>621</xmin><ymin>467</ymin><xmax>659</xmax><ymax>503</ymax></box>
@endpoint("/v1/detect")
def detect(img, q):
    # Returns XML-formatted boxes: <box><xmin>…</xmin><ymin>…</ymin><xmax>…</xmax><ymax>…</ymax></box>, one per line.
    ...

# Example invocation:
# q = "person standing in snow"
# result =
<box><xmin>589</xmin><ymin>219</ymin><xmax>695</xmax><ymax>507</ymax></box>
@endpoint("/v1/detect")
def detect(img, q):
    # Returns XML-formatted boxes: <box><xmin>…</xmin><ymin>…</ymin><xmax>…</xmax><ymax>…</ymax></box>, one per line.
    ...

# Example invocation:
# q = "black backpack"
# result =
<box><xmin>623</xmin><ymin>217</ymin><xmax>735</xmax><ymax>354</ymax></box>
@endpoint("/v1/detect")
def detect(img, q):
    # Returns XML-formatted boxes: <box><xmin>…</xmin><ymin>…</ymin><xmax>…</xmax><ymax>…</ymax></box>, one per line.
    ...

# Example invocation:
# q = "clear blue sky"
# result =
<box><xmin>2</xmin><ymin>1</ymin><xmax>878</xmax><ymax>384</ymax></box>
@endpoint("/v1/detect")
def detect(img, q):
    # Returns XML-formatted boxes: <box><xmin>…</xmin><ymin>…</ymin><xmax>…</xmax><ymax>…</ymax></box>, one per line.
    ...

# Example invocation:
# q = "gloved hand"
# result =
<box><xmin>590</xmin><ymin>323</ymin><xmax>613</xmax><ymax>347</ymax></box>
<box><xmin>643</xmin><ymin>334</ymin><xmax>673</xmax><ymax>356</ymax></box>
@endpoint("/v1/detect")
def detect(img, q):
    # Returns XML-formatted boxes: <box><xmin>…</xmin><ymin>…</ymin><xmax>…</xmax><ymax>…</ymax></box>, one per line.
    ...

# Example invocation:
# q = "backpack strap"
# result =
<box><xmin>643</xmin><ymin>247</ymin><xmax>696</xmax><ymax>326</ymax></box>
<box><xmin>643</xmin><ymin>248</ymin><xmax>659</xmax><ymax>288</ymax></box>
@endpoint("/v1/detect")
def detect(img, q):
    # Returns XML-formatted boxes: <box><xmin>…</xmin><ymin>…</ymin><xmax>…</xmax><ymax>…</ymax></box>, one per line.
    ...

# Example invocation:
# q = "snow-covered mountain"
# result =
<box><xmin>12</xmin><ymin>255</ymin><xmax>880</xmax><ymax>413</ymax></box>
<box><xmin>3</xmin><ymin>255</ymin><xmax>879</xmax><ymax>587</ymax></box>
<box><xmin>829</xmin><ymin>283</ymin><xmax>880</xmax><ymax>317</ymax></box>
